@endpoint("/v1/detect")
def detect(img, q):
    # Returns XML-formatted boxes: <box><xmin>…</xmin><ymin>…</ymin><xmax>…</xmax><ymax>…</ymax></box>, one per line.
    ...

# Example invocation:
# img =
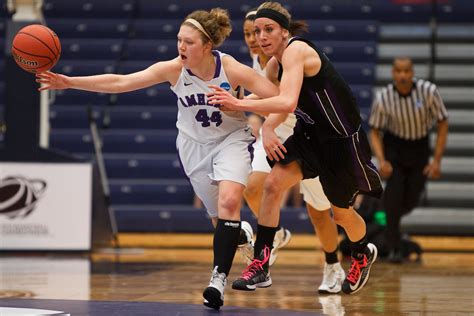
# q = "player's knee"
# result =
<box><xmin>333</xmin><ymin>209</ymin><xmax>353</xmax><ymax>226</ymax></box>
<box><xmin>219</xmin><ymin>193</ymin><xmax>241</xmax><ymax>214</ymax></box>
<box><xmin>244</xmin><ymin>182</ymin><xmax>262</xmax><ymax>200</ymax></box>
<box><xmin>263</xmin><ymin>174</ymin><xmax>284</xmax><ymax>196</ymax></box>
<box><xmin>309</xmin><ymin>209</ymin><xmax>330</xmax><ymax>221</ymax></box>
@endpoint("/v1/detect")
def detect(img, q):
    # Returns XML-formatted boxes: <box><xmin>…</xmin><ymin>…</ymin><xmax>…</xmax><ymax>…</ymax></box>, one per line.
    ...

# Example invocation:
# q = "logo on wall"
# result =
<box><xmin>0</xmin><ymin>176</ymin><xmax>47</xmax><ymax>219</ymax></box>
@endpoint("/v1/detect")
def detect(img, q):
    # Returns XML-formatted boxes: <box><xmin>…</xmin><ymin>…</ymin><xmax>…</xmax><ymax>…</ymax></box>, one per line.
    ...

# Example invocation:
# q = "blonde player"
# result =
<box><xmin>241</xmin><ymin>10</ymin><xmax>345</xmax><ymax>293</ymax></box>
<box><xmin>36</xmin><ymin>8</ymin><xmax>279</xmax><ymax>310</ymax></box>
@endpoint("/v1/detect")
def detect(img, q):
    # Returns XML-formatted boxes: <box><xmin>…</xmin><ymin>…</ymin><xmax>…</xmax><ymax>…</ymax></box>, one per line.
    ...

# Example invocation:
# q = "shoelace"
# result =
<box><xmin>241</xmin><ymin>245</ymin><xmax>271</xmax><ymax>280</ymax></box>
<box><xmin>346</xmin><ymin>256</ymin><xmax>367</xmax><ymax>284</ymax></box>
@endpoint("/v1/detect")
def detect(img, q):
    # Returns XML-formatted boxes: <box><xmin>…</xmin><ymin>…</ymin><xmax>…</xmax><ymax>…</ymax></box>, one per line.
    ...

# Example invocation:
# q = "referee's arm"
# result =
<box><xmin>368</xmin><ymin>96</ymin><xmax>393</xmax><ymax>179</ymax></box>
<box><xmin>424</xmin><ymin>88</ymin><xmax>449</xmax><ymax>179</ymax></box>
<box><xmin>424</xmin><ymin>118</ymin><xmax>449</xmax><ymax>179</ymax></box>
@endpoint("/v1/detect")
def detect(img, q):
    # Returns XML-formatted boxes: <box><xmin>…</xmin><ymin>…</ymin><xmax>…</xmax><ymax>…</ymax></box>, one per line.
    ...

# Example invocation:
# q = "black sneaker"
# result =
<box><xmin>342</xmin><ymin>243</ymin><xmax>377</xmax><ymax>295</ymax></box>
<box><xmin>232</xmin><ymin>246</ymin><xmax>272</xmax><ymax>291</ymax></box>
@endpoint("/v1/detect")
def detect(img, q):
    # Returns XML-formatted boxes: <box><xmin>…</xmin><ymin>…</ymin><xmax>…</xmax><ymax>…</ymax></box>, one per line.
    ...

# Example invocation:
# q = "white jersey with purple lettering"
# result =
<box><xmin>171</xmin><ymin>50</ymin><xmax>247</xmax><ymax>143</ymax></box>
<box><xmin>171</xmin><ymin>50</ymin><xmax>254</xmax><ymax>218</ymax></box>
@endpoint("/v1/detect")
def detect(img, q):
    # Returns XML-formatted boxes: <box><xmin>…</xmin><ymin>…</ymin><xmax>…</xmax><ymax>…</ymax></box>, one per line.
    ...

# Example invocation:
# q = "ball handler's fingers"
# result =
<box><xmin>274</xmin><ymin>146</ymin><xmax>285</xmax><ymax>160</ymax></box>
<box><xmin>219</xmin><ymin>105</ymin><xmax>232</xmax><ymax>111</ymax></box>
<box><xmin>207</xmin><ymin>84</ymin><xmax>225</xmax><ymax>93</ymax></box>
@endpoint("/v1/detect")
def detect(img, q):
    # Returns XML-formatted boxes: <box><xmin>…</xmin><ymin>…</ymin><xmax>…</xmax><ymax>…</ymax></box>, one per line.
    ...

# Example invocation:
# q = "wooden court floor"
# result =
<box><xmin>1</xmin><ymin>234</ymin><xmax>473</xmax><ymax>315</ymax></box>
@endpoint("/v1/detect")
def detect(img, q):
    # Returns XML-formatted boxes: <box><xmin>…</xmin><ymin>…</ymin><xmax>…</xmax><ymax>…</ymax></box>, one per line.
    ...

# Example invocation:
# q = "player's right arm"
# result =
<box><xmin>36</xmin><ymin>57</ymin><xmax>182</xmax><ymax>93</ymax></box>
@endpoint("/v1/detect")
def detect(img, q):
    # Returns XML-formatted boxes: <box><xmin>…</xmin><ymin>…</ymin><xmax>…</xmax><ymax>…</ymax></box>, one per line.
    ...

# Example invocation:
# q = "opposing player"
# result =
<box><xmin>36</xmin><ymin>8</ymin><xmax>279</xmax><ymax>310</ymax></box>
<box><xmin>209</xmin><ymin>2</ymin><xmax>382</xmax><ymax>295</ymax></box>
<box><xmin>242</xmin><ymin>9</ymin><xmax>345</xmax><ymax>292</ymax></box>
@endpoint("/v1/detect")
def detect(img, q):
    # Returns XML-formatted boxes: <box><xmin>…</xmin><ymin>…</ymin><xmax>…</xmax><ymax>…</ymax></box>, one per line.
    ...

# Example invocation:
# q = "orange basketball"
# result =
<box><xmin>12</xmin><ymin>24</ymin><xmax>61</xmax><ymax>73</ymax></box>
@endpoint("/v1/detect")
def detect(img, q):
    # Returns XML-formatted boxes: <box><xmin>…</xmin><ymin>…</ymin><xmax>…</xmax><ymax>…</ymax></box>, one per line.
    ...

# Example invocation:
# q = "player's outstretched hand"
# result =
<box><xmin>36</xmin><ymin>71</ymin><xmax>70</xmax><ymax>91</ymax></box>
<box><xmin>207</xmin><ymin>84</ymin><xmax>240</xmax><ymax>110</ymax></box>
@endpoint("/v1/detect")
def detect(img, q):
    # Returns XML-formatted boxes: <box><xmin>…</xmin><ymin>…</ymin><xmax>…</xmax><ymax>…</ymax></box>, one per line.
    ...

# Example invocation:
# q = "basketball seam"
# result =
<box><xmin>12</xmin><ymin>45</ymin><xmax>54</xmax><ymax>62</ymax></box>
<box><xmin>38</xmin><ymin>25</ymin><xmax>61</xmax><ymax>55</ymax></box>
<box><xmin>17</xmin><ymin>31</ymin><xmax>58</xmax><ymax>60</ymax></box>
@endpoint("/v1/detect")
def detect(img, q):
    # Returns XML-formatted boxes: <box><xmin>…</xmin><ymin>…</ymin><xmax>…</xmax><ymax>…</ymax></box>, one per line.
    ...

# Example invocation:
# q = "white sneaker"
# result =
<box><xmin>203</xmin><ymin>266</ymin><xmax>227</xmax><ymax>310</ymax></box>
<box><xmin>270</xmin><ymin>227</ymin><xmax>292</xmax><ymax>266</ymax></box>
<box><xmin>237</xmin><ymin>221</ymin><xmax>254</xmax><ymax>265</ymax></box>
<box><xmin>318</xmin><ymin>262</ymin><xmax>345</xmax><ymax>294</ymax></box>
<box><xmin>318</xmin><ymin>295</ymin><xmax>345</xmax><ymax>315</ymax></box>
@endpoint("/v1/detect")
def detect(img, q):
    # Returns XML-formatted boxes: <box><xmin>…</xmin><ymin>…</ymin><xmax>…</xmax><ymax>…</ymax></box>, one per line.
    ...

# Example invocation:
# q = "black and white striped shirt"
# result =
<box><xmin>369</xmin><ymin>78</ymin><xmax>448</xmax><ymax>140</ymax></box>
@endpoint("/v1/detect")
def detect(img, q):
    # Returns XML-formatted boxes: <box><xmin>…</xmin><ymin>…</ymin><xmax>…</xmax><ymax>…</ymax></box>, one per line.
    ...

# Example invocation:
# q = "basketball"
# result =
<box><xmin>11</xmin><ymin>24</ymin><xmax>61</xmax><ymax>73</ymax></box>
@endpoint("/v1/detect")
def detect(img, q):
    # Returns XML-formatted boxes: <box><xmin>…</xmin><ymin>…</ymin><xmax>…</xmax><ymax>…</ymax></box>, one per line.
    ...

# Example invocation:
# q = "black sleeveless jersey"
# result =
<box><xmin>278</xmin><ymin>37</ymin><xmax>362</xmax><ymax>142</ymax></box>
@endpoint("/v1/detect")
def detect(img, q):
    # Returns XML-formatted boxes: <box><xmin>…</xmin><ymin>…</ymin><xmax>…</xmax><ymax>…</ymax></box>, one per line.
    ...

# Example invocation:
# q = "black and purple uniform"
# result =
<box><xmin>274</xmin><ymin>37</ymin><xmax>382</xmax><ymax>208</ymax></box>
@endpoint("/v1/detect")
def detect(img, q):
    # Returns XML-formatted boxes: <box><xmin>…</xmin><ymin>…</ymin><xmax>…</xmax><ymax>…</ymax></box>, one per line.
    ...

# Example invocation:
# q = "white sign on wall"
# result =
<box><xmin>0</xmin><ymin>163</ymin><xmax>92</xmax><ymax>250</ymax></box>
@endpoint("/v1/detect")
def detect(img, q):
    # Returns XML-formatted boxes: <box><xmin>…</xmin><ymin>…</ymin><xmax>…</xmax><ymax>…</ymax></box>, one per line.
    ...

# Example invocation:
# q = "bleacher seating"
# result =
<box><xmin>104</xmin><ymin>154</ymin><xmax>183</xmax><ymax>179</ymax></box>
<box><xmin>55</xmin><ymin>60</ymin><xmax>117</xmax><ymax>76</ymax></box>
<box><xmin>46</xmin><ymin>19</ymin><xmax>131</xmax><ymax>39</ymax></box>
<box><xmin>109</xmin><ymin>179</ymin><xmax>194</xmax><ymax>205</ymax></box>
<box><xmin>135</xmin><ymin>0</ymin><xmax>255</xmax><ymax>20</ymax></box>
<box><xmin>0</xmin><ymin>81</ymin><xmax>4</xmax><ymax>122</ymax></box>
<box><xmin>50</xmin><ymin>130</ymin><xmax>178</xmax><ymax>154</ymax></box>
<box><xmin>30</xmin><ymin>0</ymin><xmax>471</xmax><ymax>234</ymax></box>
<box><xmin>0</xmin><ymin>81</ymin><xmax>4</xmax><ymax>99</ymax></box>
<box><xmin>43</xmin><ymin>0</ymin><xmax>135</xmax><ymax>19</ymax></box>
<box><xmin>53</xmin><ymin>89</ymin><xmax>111</xmax><ymax>106</ymax></box>
<box><xmin>39</xmin><ymin>0</ymin><xmax>380</xmax><ymax>232</ymax></box>
<box><xmin>60</xmin><ymin>39</ymin><xmax>125</xmax><ymax>60</ymax></box>
<box><xmin>436</xmin><ymin>0</ymin><xmax>474</xmax><ymax>23</ymax></box>
<box><xmin>50</xmin><ymin>106</ymin><xmax>177</xmax><ymax>129</ymax></box>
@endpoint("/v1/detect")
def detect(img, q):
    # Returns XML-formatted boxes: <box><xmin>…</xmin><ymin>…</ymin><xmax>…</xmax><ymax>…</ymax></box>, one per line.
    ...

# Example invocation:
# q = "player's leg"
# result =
<box><xmin>244</xmin><ymin>171</ymin><xmax>268</xmax><ymax>215</ymax></box>
<box><xmin>331</xmin><ymin>204</ymin><xmax>377</xmax><ymax>295</ymax></box>
<box><xmin>232</xmin><ymin>161</ymin><xmax>303</xmax><ymax>291</ymax></box>
<box><xmin>202</xmin><ymin>132</ymin><xmax>253</xmax><ymax>310</ymax></box>
<box><xmin>243</xmin><ymin>136</ymin><xmax>292</xmax><ymax>266</ymax></box>
<box><xmin>321</xmin><ymin>130</ymin><xmax>380</xmax><ymax>294</ymax></box>
<box><xmin>316</xmin><ymin>159</ymin><xmax>376</xmax><ymax>295</ymax></box>
<box><xmin>246</xmin><ymin>169</ymin><xmax>292</xmax><ymax>267</ymax></box>
<box><xmin>245</xmin><ymin>134</ymin><xmax>271</xmax><ymax>215</ymax></box>
<box><xmin>302</xmin><ymin>178</ymin><xmax>345</xmax><ymax>294</ymax></box>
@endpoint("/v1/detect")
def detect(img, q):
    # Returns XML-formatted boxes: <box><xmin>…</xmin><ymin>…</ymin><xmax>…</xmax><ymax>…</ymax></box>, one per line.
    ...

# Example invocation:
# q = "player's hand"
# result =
<box><xmin>36</xmin><ymin>71</ymin><xmax>70</xmax><ymax>91</ymax></box>
<box><xmin>207</xmin><ymin>85</ymin><xmax>239</xmax><ymax>110</ymax></box>
<box><xmin>423</xmin><ymin>160</ymin><xmax>441</xmax><ymax>179</ymax></box>
<box><xmin>379</xmin><ymin>160</ymin><xmax>393</xmax><ymax>179</ymax></box>
<box><xmin>262</xmin><ymin>126</ymin><xmax>286</xmax><ymax>161</ymax></box>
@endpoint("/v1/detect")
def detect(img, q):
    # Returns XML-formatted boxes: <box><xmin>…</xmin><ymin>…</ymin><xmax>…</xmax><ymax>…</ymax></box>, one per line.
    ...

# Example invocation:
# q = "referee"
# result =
<box><xmin>369</xmin><ymin>57</ymin><xmax>449</xmax><ymax>263</ymax></box>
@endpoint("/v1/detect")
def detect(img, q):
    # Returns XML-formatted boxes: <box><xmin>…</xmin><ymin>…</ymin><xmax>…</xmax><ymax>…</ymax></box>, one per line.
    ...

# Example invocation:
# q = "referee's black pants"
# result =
<box><xmin>383</xmin><ymin>133</ymin><xmax>430</xmax><ymax>249</ymax></box>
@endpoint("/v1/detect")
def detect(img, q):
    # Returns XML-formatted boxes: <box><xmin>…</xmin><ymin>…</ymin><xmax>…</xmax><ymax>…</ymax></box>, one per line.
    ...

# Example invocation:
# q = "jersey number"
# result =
<box><xmin>195</xmin><ymin>109</ymin><xmax>222</xmax><ymax>127</ymax></box>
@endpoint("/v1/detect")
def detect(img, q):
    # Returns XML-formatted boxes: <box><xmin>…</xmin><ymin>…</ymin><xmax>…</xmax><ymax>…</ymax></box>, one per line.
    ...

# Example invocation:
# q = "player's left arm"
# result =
<box><xmin>209</xmin><ymin>43</ymin><xmax>307</xmax><ymax>113</ymax></box>
<box><xmin>222</xmin><ymin>56</ymin><xmax>279</xmax><ymax>99</ymax></box>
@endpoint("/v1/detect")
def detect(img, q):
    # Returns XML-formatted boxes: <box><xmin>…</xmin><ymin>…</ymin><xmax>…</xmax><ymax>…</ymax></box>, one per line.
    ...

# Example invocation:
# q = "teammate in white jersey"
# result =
<box><xmin>241</xmin><ymin>10</ymin><xmax>345</xmax><ymax>293</ymax></box>
<box><xmin>36</xmin><ymin>8</ymin><xmax>279</xmax><ymax>311</ymax></box>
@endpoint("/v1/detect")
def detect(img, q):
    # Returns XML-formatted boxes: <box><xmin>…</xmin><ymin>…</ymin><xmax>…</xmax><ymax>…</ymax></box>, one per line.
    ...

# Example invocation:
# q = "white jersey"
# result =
<box><xmin>252</xmin><ymin>54</ymin><xmax>266</xmax><ymax>76</ymax></box>
<box><xmin>171</xmin><ymin>50</ymin><xmax>248</xmax><ymax>143</ymax></box>
<box><xmin>251</xmin><ymin>54</ymin><xmax>297</xmax><ymax>142</ymax></box>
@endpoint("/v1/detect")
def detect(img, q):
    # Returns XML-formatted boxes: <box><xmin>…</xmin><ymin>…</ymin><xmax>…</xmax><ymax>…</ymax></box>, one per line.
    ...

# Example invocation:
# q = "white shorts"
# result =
<box><xmin>300</xmin><ymin>177</ymin><xmax>331</xmax><ymax>211</ymax></box>
<box><xmin>251</xmin><ymin>125</ymin><xmax>294</xmax><ymax>173</ymax></box>
<box><xmin>251</xmin><ymin>136</ymin><xmax>272</xmax><ymax>173</ymax></box>
<box><xmin>251</xmin><ymin>128</ymin><xmax>331</xmax><ymax>211</ymax></box>
<box><xmin>177</xmin><ymin>128</ymin><xmax>254</xmax><ymax>218</ymax></box>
